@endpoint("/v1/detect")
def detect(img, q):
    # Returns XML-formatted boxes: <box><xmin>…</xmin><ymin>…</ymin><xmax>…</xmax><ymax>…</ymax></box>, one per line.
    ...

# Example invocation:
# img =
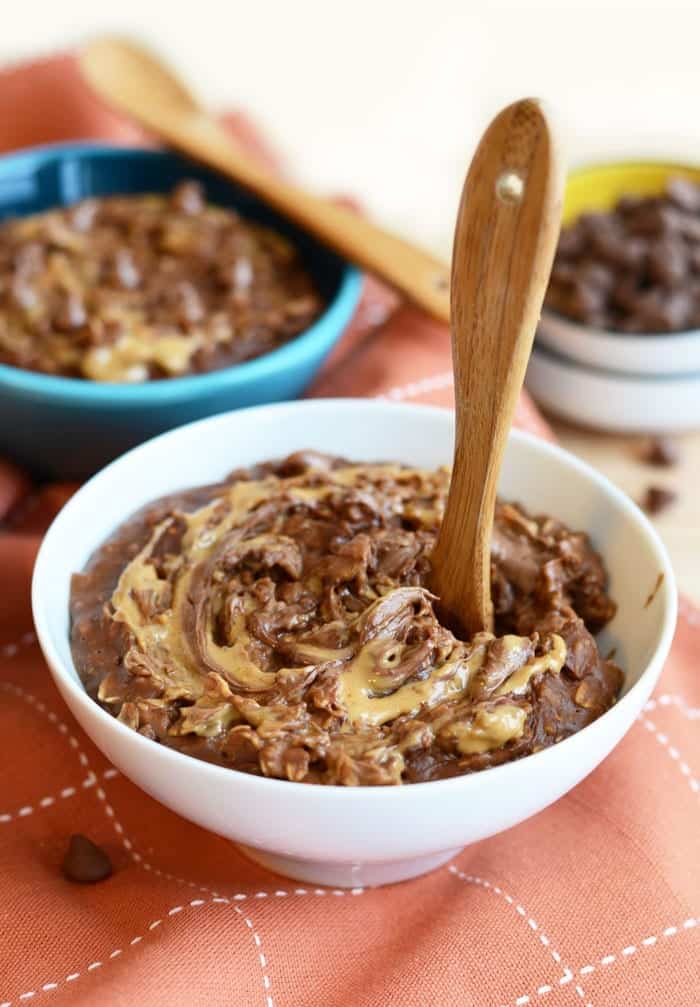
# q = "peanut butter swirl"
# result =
<box><xmin>70</xmin><ymin>452</ymin><xmax>623</xmax><ymax>785</ymax></box>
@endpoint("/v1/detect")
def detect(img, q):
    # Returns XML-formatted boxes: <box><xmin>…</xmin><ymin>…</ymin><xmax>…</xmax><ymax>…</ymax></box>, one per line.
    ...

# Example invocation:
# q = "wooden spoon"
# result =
<box><xmin>79</xmin><ymin>36</ymin><xmax>451</xmax><ymax>322</ymax></box>
<box><xmin>430</xmin><ymin>99</ymin><xmax>564</xmax><ymax>637</ymax></box>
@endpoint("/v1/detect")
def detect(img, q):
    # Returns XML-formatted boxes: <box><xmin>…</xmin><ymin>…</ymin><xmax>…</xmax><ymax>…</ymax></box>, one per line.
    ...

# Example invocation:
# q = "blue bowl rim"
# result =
<box><xmin>0</xmin><ymin>142</ymin><xmax>363</xmax><ymax>404</ymax></box>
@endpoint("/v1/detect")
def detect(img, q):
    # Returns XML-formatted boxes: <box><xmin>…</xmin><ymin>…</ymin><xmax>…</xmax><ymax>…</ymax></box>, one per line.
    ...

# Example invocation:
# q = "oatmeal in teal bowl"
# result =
<box><xmin>0</xmin><ymin>144</ymin><xmax>361</xmax><ymax>478</ymax></box>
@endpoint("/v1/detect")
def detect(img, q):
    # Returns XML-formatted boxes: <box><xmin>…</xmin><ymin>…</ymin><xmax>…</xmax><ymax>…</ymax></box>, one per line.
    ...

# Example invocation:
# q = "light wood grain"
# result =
<box><xmin>550</xmin><ymin>418</ymin><xmax>700</xmax><ymax>605</ymax></box>
<box><xmin>430</xmin><ymin>100</ymin><xmax>565</xmax><ymax>636</ymax></box>
<box><xmin>78</xmin><ymin>36</ymin><xmax>451</xmax><ymax>323</ymax></box>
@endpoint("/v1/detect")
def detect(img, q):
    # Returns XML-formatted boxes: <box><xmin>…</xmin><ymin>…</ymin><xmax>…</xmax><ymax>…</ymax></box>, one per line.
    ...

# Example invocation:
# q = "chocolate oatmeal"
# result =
<box><xmin>70</xmin><ymin>453</ymin><xmax>623</xmax><ymax>786</ymax></box>
<box><xmin>0</xmin><ymin>181</ymin><xmax>323</xmax><ymax>381</ymax></box>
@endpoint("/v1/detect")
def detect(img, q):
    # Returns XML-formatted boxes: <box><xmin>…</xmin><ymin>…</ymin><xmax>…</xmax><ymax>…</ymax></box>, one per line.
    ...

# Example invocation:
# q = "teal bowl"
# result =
<box><xmin>0</xmin><ymin>144</ymin><xmax>362</xmax><ymax>479</ymax></box>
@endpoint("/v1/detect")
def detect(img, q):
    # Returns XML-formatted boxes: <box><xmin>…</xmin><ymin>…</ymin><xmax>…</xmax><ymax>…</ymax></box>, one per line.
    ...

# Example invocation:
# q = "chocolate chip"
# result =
<box><xmin>69</xmin><ymin>199</ymin><xmax>98</xmax><ymax>233</ymax></box>
<box><xmin>564</xmin><ymin>279</ymin><xmax>606</xmax><ymax>321</ymax></box>
<box><xmin>642</xmin><ymin>436</ymin><xmax>680</xmax><ymax>467</ymax></box>
<box><xmin>113</xmin><ymin>248</ymin><xmax>141</xmax><ymax>290</ymax></box>
<box><xmin>232</xmin><ymin>257</ymin><xmax>253</xmax><ymax>291</ymax></box>
<box><xmin>175</xmin><ymin>281</ymin><xmax>205</xmax><ymax>326</ymax></box>
<box><xmin>53</xmin><ymin>292</ymin><xmax>87</xmax><ymax>331</ymax></box>
<box><xmin>556</xmin><ymin>226</ymin><xmax>587</xmax><ymax>259</ymax></box>
<box><xmin>589</xmin><ymin>229</ymin><xmax>629</xmax><ymax>267</ymax></box>
<box><xmin>617</xmin><ymin>195</ymin><xmax>645</xmax><ymax>216</ymax></box>
<box><xmin>14</xmin><ymin>241</ymin><xmax>44</xmax><ymax>276</ymax></box>
<box><xmin>659</xmin><ymin>289</ymin><xmax>695</xmax><ymax>330</ymax></box>
<box><xmin>617</xmin><ymin>237</ymin><xmax>648</xmax><ymax>270</ymax></box>
<box><xmin>641</xmin><ymin>485</ymin><xmax>677</xmax><ymax>515</ymax></box>
<box><xmin>10</xmin><ymin>276</ymin><xmax>37</xmax><ymax>311</ymax></box>
<box><xmin>611</xmin><ymin>274</ymin><xmax>642</xmax><ymax>312</ymax></box>
<box><xmin>647</xmin><ymin>239</ymin><xmax>688</xmax><ymax>287</ymax></box>
<box><xmin>678</xmin><ymin>215</ymin><xmax>700</xmax><ymax>242</ymax></box>
<box><xmin>666</xmin><ymin>177</ymin><xmax>700</xmax><ymax>213</ymax></box>
<box><xmin>546</xmin><ymin>178</ymin><xmax>700</xmax><ymax>333</ymax></box>
<box><xmin>62</xmin><ymin>833</ymin><xmax>113</xmax><ymax>883</ymax></box>
<box><xmin>550</xmin><ymin>261</ymin><xmax>576</xmax><ymax>285</ymax></box>
<box><xmin>626</xmin><ymin>204</ymin><xmax>679</xmax><ymax>238</ymax></box>
<box><xmin>578</xmin><ymin>261</ymin><xmax>615</xmax><ymax>292</ymax></box>
<box><xmin>171</xmin><ymin>180</ymin><xmax>205</xmax><ymax>215</ymax></box>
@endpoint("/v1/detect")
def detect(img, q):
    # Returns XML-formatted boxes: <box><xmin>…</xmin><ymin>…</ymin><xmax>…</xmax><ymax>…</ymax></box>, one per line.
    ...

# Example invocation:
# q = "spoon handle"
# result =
<box><xmin>93</xmin><ymin>79</ymin><xmax>452</xmax><ymax>321</ymax></box>
<box><xmin>430</xmin><ymin>99</ymin><xmax>564</xmax><ymax>636</ymax></box>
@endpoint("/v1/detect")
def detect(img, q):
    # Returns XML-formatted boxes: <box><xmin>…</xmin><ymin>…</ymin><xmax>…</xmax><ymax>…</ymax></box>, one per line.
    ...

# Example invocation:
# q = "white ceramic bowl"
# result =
<box><xmin>32</xmin><ymin>400</ymin><xmax>677</xmax><ymax>888</ymax></box>
<box><xmin>526</xmin><ymin>342</ymin><xmax>700</xmax><ymax>432</ymax></box>
<box><xmin>538</xmin><ymin>309</ymin><xmax>700</xmax><ymax>377</ymax></box>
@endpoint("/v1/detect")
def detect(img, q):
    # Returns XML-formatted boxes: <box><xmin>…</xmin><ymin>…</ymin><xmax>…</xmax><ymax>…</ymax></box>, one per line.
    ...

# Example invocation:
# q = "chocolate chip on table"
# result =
<box><xmin>641</xmin><ymin>485</ymin><xmax>678</xmax><ymax>515</ymax></box>
<box><xmin>62</xmin><ymin>833</ymin><xmax>113</xmax><ymax>884</ymax></box>
<box><xmin>641</xmin><ymin>436</ymin><xmax>680</xmax><ymax>467</ymax></box>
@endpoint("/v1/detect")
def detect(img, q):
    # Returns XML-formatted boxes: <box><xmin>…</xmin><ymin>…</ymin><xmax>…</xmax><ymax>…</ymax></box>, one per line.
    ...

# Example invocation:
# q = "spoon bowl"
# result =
<box><xmin>81</xmin><ymin>36</ymin><xmax>202</xmax><ymax>120</ymax></box>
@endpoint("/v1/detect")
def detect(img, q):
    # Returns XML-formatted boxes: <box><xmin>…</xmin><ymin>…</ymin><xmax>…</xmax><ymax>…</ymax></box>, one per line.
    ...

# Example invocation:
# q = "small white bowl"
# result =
<box><xmin>526</xmin><ymin>342</ymin><xmax>700</xmax><ymax>432</ymax></box>
<box><xmin>32</xmin><ymin>400</ymin><xmax>677</xmax><ymax>888</ymax></box>
<box><xmin>538</xmin><ymin>309</ymin><xmax>700</xmax><ymax>377</ymax></box>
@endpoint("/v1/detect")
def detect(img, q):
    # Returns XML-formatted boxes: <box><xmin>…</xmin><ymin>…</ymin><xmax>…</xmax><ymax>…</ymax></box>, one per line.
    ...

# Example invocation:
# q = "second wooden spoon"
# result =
<box><xmin>430</xmin><ymin>99</ymin><xmax>564</xmax><ymax>637</ymax></box>
<box><xmin>79</xmin><ymin>36</ymin><xmax>451</xmax><ymax>323</ymax></box>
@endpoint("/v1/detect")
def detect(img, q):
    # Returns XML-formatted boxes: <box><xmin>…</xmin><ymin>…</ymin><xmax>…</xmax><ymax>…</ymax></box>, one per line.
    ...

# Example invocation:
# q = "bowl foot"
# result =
<box><xmin>234</xmin><ymin>844</ymin><xmax>463</xmax><ymax>888</ymax></box>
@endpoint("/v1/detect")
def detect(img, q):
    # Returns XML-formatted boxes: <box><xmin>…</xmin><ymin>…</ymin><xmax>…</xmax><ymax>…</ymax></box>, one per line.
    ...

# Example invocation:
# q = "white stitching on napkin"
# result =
<box><xmin>679</xmin><ymin>596</ymin><xmax>700</xmax><ymax>628</ymax></box>
<box><xmin>0</xmin><ymin>768</ymin><xmax>120</xmax><ymax>824</ymax></box>
<box><xmin>501</xmin><ymin>915</ymin><xmax>697</xmax><ymax>1007</ymax></box>
<box><xmin>378</xmin><ymin>371</ymin><xmax>453</xmax><ymax>402</ymax></box>
<box><xmin>645</xmin><ymin>694</ymin><xmax>700</xmax><ymax>720</ymax></box>
<box><xmin>234</xmin><ymin>906</ymin><xmax>274</xmax><ymax>1007</ymax></box>
<box><xmin>0</xmin><ymin>886</ymin><xmax>371</xmax><ymax>1007</ymax></box>
<box><xmin>0</xmin><ymin>680</ymin><xmax>151</xmax><ymax>862</ymax></box>
<box><xmin>448</xmin><ymin>866</ymin><xmax>591</xmax><ymax>1006</ymax></box>
<box><xmin>639</xmin><ymin>715</ymin><xmax>700</xmax><ymax>797</ymax></box>
<box><xmin>0</xmin><ymin>631</ymin><xmax>36</xmax><ymax>658</ymax></box>
<box><xmin>0</xmin><ymin>678</ymin><xmax>225</xmax><ymax>897</ymax></box>
<box><xmin>1</xmin><ymin>643</ymin><xmax>367</xmax><ymax>904</ymax></box>
<box><xmin>1</xmin><ymin>897</ymin><xmax>271</xmax><ymax>1006</ymax></box>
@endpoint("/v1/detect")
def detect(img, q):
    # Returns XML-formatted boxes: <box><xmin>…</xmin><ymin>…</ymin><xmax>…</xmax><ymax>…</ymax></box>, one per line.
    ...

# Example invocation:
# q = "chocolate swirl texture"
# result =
<box><xmin>70</xmin><ymin>453</ymin><xmax>623</xmax><ymax>785</ymax></box>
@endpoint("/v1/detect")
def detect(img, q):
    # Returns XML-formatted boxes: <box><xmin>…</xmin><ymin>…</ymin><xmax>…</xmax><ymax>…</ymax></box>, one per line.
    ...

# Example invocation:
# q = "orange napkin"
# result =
<box><xmin>1</xmin><ymin>54</ymin><xmax>699</xmax><ymax>1007</ymax></box>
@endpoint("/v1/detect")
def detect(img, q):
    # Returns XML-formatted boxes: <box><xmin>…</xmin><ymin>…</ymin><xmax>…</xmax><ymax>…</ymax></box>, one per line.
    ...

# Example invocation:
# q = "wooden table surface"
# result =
<box><xmin>549</xmin><ymin>417</ymin><xmax>699</xmax><ymax>605</ymax></box>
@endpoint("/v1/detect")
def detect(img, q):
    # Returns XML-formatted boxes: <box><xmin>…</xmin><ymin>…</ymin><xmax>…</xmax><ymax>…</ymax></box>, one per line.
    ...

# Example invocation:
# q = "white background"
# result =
<box><xmin>3</xmin><ymin>0</ymin><xmax>700</xmax><ymax>256</ymax></box>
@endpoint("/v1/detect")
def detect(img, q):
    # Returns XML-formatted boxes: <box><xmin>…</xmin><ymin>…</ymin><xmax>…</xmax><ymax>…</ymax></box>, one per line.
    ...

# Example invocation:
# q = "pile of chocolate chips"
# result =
<box><xmin>545</xmin><ymin>177</ymin><xmax>700</xmax><ymax>333</ymax></box>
